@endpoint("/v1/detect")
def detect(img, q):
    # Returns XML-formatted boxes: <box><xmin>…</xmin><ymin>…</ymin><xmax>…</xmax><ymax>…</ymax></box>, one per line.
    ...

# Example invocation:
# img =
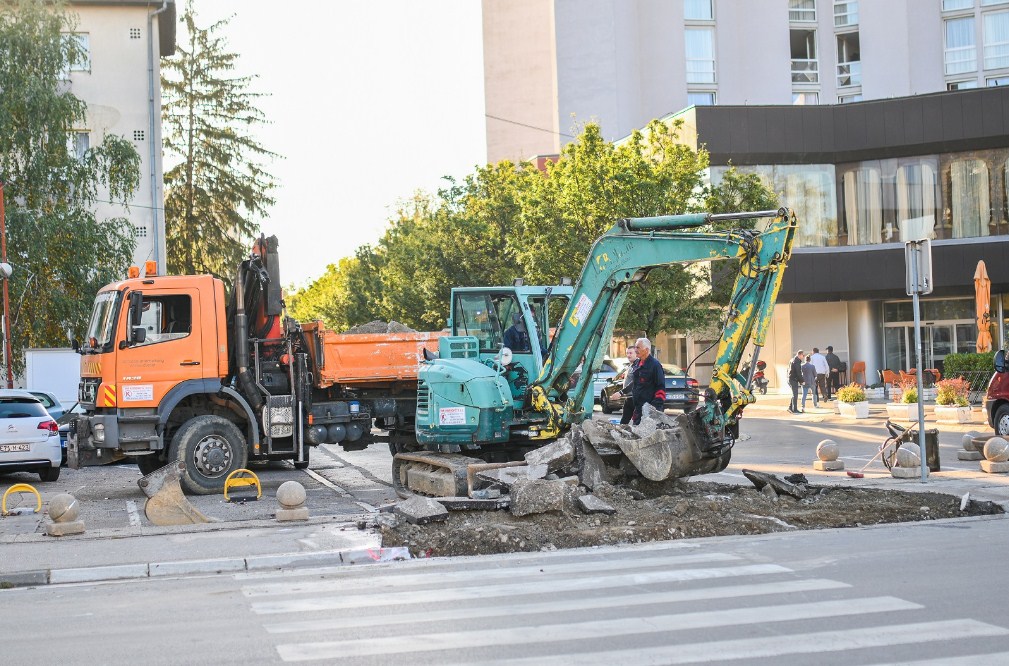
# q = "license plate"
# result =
<box><xmin>0</xmin><ymin>444</ymin><xmax>30</xmax><ymax>453</ymax></box>
<box><xmin>669</xmin><ymin>393</ymin><xmax>687</xmax><ymax>401</ymax></box>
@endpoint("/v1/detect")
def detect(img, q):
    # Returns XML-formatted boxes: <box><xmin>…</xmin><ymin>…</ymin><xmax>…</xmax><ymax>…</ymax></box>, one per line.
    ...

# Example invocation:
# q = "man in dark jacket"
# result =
<box><xmin>788</xmin><ymin>349</ymin><xmax>804</xmax><ymax>414</ymax></box>
<box><xmin>825</xmin><ymin>345</ymin><xmax>842</xmax><ymax>396</ymax></box>
<box><xmin>630</xmin><ymin>337</ymin><xmax>665</xmax><ymax>425</ymax></box>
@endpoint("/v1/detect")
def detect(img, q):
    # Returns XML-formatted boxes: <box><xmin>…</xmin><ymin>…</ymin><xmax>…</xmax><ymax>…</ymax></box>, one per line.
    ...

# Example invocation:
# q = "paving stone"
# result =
<box><xmin>576</xmin><ymin>495</ymin><xmax>616</xmax><ymax>515</ymax></box>
<box><xmin>393</xmin><ymin>496</ymin><xmax>449</xmax><ymax>524</ymax></box>
<box><xmin>524</xmin><ymin>436</ymin><xmax>575</xmax><ymax>473</ymax></box>
<box><xmin>980</xmin><ymin>460</ymin><xmax>1009</xmax><ymax>474</ymax></box>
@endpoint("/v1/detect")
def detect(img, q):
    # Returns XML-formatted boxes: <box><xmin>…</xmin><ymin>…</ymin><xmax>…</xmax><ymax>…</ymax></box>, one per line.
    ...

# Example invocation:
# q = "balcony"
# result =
<box><xmin>792</xmin><ymin>59</ymin><xmax>819</xmax><ymax>83</ymax></box>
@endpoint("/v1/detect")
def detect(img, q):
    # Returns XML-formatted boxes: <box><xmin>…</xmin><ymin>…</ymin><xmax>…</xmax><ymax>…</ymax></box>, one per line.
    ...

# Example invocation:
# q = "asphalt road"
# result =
<box><xmin>4</xmin><ymin>513</ymin><xmax>1006</xmax><ymax>665</ymax></box>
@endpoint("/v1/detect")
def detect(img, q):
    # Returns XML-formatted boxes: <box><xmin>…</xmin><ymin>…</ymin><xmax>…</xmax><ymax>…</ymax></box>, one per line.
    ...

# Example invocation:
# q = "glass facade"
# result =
<box><xmin>710</xmin><ymin>148</ymin><xmax>1009</xmax><ymax>249</ymax></box>
<box><xmin>883</xmin><ymin>298</ymin><xmax>978</xmax><ymax>373</ymax></box>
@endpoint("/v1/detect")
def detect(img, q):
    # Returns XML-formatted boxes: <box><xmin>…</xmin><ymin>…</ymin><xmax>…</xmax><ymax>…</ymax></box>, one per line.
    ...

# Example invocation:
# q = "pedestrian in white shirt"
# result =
<box><xmin>810</xmin><ymin>347</ymin><xmax>830</xmax><ymax>401</ymax></box>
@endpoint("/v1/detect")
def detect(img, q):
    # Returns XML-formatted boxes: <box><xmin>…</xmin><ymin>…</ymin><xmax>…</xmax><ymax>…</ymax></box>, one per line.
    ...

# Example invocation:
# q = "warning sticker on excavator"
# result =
<box><xmin>568</xmin><ymin>293</ymin><xmax>593</xmax><ymax>327</ymax></box>
<box><xmin>439</xmin><ymin>407</ymin><xmax>466</xmax><ymax>425</ymax></box>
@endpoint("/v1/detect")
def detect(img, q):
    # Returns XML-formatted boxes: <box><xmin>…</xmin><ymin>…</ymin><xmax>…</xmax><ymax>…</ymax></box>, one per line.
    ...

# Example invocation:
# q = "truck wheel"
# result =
<box><xmin>137</xmin><ymin>454</ymin><xmax>167</xmax><ymax>476</ymax></box>
<box><xmin>170</xmin><ymin>416</ymin><xmax>248</xmax><ymax>495</ymax></box>
<box><xmin>600</xmin><ymin>391</ymin><xmax>613</xmax><ymax>414</ymax></box>
<box><xmin>38</xmin><ymin>465</ymin><xmax>60</xmax><ymax>482</ymax></box>
<box><xmin>996</xmin><ymin>405</ymin><xmax>1009</xmax><ymax>436</ymax></box>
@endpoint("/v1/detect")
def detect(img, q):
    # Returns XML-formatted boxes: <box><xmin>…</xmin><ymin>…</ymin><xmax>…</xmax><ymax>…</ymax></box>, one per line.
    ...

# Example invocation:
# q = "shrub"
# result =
<box><xmin>836</xmin><ymin>383</ymin><xmax>866</xmax><ymax>403</ymax></box>
<box><xmin>894</xmin><ymin>374</ymin><xmax>919</xmax><ymax>403</ymax></box>
<box><xmin>935</xmin><ymin>378</ymin><xmax>970</xmax><ymax>407</ymax></box>
<box><xmin>943</xmin><ymin>352</ymin><xmax>996</xmax><ymax>376</ymax></box>
<box><xmin>901</xmin><ymin>386</ymin><xmax>919</xmax><ymax>404</ymax></box>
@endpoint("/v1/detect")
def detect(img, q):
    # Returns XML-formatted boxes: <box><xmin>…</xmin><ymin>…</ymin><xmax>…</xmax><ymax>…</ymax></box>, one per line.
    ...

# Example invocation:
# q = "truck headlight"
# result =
<box><xmin>93</xmin><ymin>423</ymin><xmax>105</xmax><ymax>443</ymax></box>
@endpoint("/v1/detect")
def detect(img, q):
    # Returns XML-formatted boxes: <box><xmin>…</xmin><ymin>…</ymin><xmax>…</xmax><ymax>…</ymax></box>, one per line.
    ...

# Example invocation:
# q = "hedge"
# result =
<box><xmin>943</xmin><ymin>351</ymin><xmax>996</xmax><ymax>376</ymax></box>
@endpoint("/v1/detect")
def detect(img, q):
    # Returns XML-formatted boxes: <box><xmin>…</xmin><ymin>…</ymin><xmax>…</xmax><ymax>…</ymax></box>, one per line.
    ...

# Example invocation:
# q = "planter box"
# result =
<box><xmin>934</xmin><ymin>404</ymin><xmax>973</xmax><ymax>424</ymax></box>
<box><xmin>886</xmin><ymin>403</ymin><xmax>923</xmax><ymax>421</ymax></box>
<box><xmin>864</xmin><ymin>387</ymin><xmax>884</xmax><ymax>400</ymax></box>
<box><xmin>922</xmin><ymin>388</ymin><xmax>937</xmax><ymax>402</ymax></box>
<box><xmin>837</xmin><ymin>400</ymin><xmax>869</xmax><ymax>419</ymax></box>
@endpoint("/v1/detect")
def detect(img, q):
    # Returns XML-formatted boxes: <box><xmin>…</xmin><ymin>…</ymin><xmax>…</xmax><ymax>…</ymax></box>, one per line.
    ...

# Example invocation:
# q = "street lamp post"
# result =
<box><xmin>0</xmin><ymin>181</ymin><xmax>11</xmax><ymax>389</ymax></box>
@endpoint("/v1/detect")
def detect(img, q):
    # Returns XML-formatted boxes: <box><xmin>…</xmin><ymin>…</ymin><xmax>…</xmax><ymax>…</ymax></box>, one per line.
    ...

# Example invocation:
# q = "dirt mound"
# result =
<box><xmin>380</xmin><ymin>480</ymin><xmax>1002</xmax><ymax>558</ymax></box>
<box><xmin>344</xmin><ymin>320</ymin><xmax>416</xmax><ymax>334</ymax></box>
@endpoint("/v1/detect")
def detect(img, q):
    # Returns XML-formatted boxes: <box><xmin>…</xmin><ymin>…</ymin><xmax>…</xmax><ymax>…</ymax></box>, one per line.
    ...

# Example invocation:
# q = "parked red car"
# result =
<box><xmin>986</xmin><ymin>350</ymin><xmax>1009</xmax><ymax>435</ymax></box>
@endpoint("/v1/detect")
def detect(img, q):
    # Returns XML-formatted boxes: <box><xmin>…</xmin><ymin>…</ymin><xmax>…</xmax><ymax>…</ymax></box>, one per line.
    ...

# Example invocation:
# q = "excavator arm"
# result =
<box><xmin>529</xmin><ymin>208</ymin><xmax>796</xmax><ymax>464</ymax></box>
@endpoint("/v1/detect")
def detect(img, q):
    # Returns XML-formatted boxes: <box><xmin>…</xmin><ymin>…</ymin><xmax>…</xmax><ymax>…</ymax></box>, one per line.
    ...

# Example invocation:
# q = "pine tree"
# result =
<box><xmin>162</xmin><ymin>1</ymin><xmax>277</xmax><ymax>281</ymax></box>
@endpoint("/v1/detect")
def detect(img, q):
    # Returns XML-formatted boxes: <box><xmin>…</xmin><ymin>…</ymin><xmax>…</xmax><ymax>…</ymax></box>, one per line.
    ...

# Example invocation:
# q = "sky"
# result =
<box><xmin>190</xmin><ymin>1</ymin><xmax>487</xmax><ymax>287</ymax></box>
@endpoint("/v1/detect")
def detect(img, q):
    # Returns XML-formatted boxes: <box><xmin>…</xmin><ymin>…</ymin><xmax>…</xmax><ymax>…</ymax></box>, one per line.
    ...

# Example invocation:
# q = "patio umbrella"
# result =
<box><xmin>975</xmin><ymin>259</ymin><xmax>992</xmax><ymax>353</ymax></box>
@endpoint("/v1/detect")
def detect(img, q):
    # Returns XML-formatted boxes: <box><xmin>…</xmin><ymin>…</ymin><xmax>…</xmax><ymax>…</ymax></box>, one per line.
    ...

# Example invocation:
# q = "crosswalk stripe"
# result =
<box><xmin>868</xmin><ymin>655</ymin><xmax>1009</xmax><ymax>666</ymax></box>
<box><xmin>252</xmin><ymin>562</ymin><xmax>791</xmax><ymax>614</ymax></box>
<box><xmin>469</xmin><ymin>619</ymin><xmax>1009</xmax><ymax>666</ymax></box>
<box><xmin>275</xmin><ymin>595</ymin><xmax>919</xmax><ymax>661</ymax></box>
<box><xmin>264</xmin><ymin>578</ymin><xmax>851</xmax><ymax>634</ymax></box>
<box><xmin>242</xmin><ymin>551</ymin><xmax>741</xmax><ymax>597</ymax></box>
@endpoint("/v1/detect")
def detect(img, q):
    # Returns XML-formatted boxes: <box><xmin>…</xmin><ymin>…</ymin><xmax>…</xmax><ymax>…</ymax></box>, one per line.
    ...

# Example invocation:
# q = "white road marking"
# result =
<box><xmin>299</xmin><ymin>468</ymin><xmax>349</xmax><ymax>497</ymax></box>
<box><xmin>275</xmin><ymin>596</ymin><xmax>921</xmax><ymax>661</ymax></box>
<box><xmin>242</xmin><ymin>551</ymin><xmax>740</xmax><ymax>597</ymax></box>
<box><xmin>264</xmin><ymin>578</ymin><xmax>850</xmax><ymax>634</ymax></box>
<box><xmin>252</xmin><ymin>563</ymin><xmax>791</xmax><ymax>614</ymax></box>
<box><xmin>125</xmin><ymin>500</ymin><xmax>141</xmax><ymax>527</ymax></box>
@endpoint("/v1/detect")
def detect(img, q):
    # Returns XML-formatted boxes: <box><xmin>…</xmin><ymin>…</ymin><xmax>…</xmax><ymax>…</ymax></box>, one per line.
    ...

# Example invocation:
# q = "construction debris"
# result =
<box><xmin>394</xmin><ymin>496</ymin><xmax>449</xmax><ymax>525</ymax></box>
<box><xmin>510</xmin><ymin>478</ymin><xmax>570</xmax><ymax>517</ymax></box>
<box><xmin>577</xmin><ymin>495</ymin><xmax>616</xmax><ymax>515</ymax></box>
<box><xmin>742</xmin><ymin>469</ymin><xmax>811</xmax><ymax>500</ymax></box>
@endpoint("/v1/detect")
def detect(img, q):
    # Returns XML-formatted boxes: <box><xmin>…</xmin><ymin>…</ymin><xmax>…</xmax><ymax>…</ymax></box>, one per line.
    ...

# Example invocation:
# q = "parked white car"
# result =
<box><xmin>0</xmin><ymin>389</ymin><xmax>61</xmax><ymax>482</ymax></box>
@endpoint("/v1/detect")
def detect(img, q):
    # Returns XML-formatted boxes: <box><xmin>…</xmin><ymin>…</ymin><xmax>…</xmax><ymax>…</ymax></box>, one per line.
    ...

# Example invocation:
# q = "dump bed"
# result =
<box><xmin>301</xmin><ymin>321</ymin><xmax>445</xmax><ymax>388</ymax></box>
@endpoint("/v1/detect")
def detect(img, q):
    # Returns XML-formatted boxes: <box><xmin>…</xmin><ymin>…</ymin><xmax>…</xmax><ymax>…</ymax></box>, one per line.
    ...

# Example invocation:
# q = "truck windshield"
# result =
<box><xmin>84</xmin><ymin>290</ymin><xmax>121</xmax><ymax>353</ymax></box>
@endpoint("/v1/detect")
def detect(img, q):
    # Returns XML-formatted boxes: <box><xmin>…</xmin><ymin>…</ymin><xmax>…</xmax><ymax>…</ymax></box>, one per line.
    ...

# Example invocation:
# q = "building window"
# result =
<box><xmin>945</xmin><ymin>17</ymin><xmax>977</xmax><ymax>74</ymax></box>
<box><xmin>983</xmin><ymin>0</ymin><xmax>1009</xmax><ymax>5</ymax></box>
<box><xmin>687</xmin><ymin>91</ymin><xmax>715</xmax><ymax>106</ymax></box>
<box><xmin>836</xmin><ymin>32</ymin><xmax>861</xmax><ymax>86</ymax></box>
<box><xmin>68</xmin><ymin>131</ymin><xmax>89</xmax><ymax>160</ymax></box>
<box><xmin>944</xmin><ymin>0</ymin><xmax>975</xmax><ymax>9</ymax></box>
<box><xmin>792</xmin><ymin>91</ymin><xmax>819</xmax><ymax>104</ymax></box>
<box><xmin>989</xmin><ymin>75</ymin><xmax>1009</xmax><ymax>84</ymax></box>
<box><xmin>789</xmin><ymin>0</ymin><xmax>816</xmax><ymax>22</ymax></box>
<box><xmin>838</xmin><ymin>93</ymin><xmax>863</xmax><ymax>103</ymax></box>
<box><xmin>984</xmin><ymin>11</ymin><xmax>1009</xmax><ymax>69</ymax></box>
<box><xmin>948</xmin><ymin>78</ymin><xmax>980</xmax><ymax>88</ymax></box>
<box><xmin>791</xmin><ymin>30</ymin><xmax>818</xmax><ymax>82</ymax></box>
<box><xmin>949</xmin><ymin>159</ymin><xmax>990</xmax><ymax>238</ymax></box>
<box><xmin>834</xmin><ymin>1</ymin><xmax>858</xmax><ymax>27</ymax></box>
<box><xmin>896</xmin><ymin>161</ymin><xmax>939</xmax><ymax>242</ymax></box>
<box><xmin>842</xmin><ymin>167</ymin><xmax>882</xmax><ymax>245</ymax></box>
<box><xmin>684</xmin><ymin>0</ymin><xmax>713</xmax><ymax>21</ymax></box>
<box><xmin>685</xmin><ymin>28</ymin><xmax>716</xmax><ymax>83</ymax></box>
<box><xmin>62</xmin><ymin>32</ymin><xmax>90</xmax><ymax>73</ymax></box>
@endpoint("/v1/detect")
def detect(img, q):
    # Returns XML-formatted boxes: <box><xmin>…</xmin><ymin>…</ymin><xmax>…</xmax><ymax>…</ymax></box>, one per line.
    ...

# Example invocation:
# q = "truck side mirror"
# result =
<box><xmin>127</xmin><ymin>290</ymin><xmax>144</xmax><ymax>344</ymax></box>
<box><xmin>995</xmin><ymin>349</ymin><xmax>1006</xmax><ymax>373</ymax></box>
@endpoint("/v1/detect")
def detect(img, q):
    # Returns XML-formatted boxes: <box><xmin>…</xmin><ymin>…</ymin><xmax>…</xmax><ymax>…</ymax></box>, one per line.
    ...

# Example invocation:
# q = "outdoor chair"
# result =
<box><xmin>851</xmin><ymin>361</ymin><xmax>866</xmax><ymax>386</ymax></box>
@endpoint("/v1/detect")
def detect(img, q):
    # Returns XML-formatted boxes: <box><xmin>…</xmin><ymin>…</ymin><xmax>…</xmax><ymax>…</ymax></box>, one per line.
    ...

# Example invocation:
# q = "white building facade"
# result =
<box><xmin>67</xmin><ymin>0</ymin><xmax>175</xmax><ymax>271</ymax></box>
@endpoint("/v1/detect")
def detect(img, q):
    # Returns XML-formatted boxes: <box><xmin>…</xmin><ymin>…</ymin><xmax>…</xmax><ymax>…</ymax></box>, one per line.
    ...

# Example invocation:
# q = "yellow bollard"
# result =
<box><xmin>2</xmin><ymin>483</ymin><xmax>42</xmax><ymax>515</ymax></box>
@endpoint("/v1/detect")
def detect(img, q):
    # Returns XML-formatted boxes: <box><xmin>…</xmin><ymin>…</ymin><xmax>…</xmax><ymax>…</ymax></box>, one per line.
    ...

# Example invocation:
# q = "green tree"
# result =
<box><xmin>162</xmin><ymin>1</ymin><xmax>277</xmax><ymax>282</ymax></box>
<box><xmin>0</xmin><ymin>0</ymin><xmax>140</xmax><ymax>371</ymax></box>
<box><xmin>287</xmin><ymin>248</ymin><xmax>383</xmax><ymax>331</ymax></box>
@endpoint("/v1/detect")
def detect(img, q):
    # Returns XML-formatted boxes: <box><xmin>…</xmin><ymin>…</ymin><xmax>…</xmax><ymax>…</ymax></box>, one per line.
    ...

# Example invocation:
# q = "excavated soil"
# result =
<box><xmin>381</xmin><ymin>479</ymin><xmax>1003</xmax><ymax>558</ymax></box>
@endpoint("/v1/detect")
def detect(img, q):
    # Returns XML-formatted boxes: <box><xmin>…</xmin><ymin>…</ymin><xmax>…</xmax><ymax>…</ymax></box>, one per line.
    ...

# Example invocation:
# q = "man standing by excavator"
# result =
<box><xmin>630</xmin><ymin>337</ymin><xmax>666</xmax><ymax>425</ymax></box>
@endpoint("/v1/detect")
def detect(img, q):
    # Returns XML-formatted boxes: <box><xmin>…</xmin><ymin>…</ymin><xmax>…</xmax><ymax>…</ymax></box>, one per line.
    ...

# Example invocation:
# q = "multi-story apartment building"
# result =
<box><xmin>67</xmin><ymin>0</ymin><xmax>175</xmax><ymax>271</ymax></box>
<box><xmin>482</xmin><ymin>0</ymin><xmax>1009</xmax><ymax>389</ymax></box>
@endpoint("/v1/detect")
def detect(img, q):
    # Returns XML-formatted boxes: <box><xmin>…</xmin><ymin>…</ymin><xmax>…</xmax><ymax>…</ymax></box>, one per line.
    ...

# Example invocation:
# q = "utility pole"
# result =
<box><xmin>0</xmin><ymin>182</ymin><xmax>11</xmax><ymax>388</ymax></box>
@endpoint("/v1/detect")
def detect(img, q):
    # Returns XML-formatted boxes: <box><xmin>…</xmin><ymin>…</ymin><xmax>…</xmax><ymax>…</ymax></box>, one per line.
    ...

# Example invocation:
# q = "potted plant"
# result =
<box><xmin>934</xmin><ymin>377</ymin><xmax>973</xmax><ymax>424</ymax></box>
<box><xmin>836</xmin><ymin>383</ymin><xmax>869</xmax><ymax>418</ymax></box>
<box><xmin>886</xmin><ymin>375</ymin><xmax>922</xmax><ymax>421</ymax></box>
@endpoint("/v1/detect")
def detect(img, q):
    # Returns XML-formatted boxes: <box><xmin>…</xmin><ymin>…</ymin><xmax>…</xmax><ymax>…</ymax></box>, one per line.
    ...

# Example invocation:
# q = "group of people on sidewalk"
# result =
<box><xmin>787</xmin><ymin>346</ymin><xmax>843</xmax><ymax>413</ymax></box>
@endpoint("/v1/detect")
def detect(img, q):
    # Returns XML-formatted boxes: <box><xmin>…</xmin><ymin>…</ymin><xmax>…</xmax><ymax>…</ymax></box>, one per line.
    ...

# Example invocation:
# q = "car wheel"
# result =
<box><xmin>39</xmin><ymin>465</ymin><xmax>61</xmax><ymax>482</ymax></box>
<box><xmin>996</xmin><ymin>404</ymin><xmax>1009</xmax><ymax>436</ymax></box>
<box><xmin>170</xmin><ymin>415</ymin><xmax>248</xmax><ymax>495</ymax></box>
<box><xmin>600</xmin><ymin>391</ymin><xmax>613</xmax><ymax>414</ymax></box>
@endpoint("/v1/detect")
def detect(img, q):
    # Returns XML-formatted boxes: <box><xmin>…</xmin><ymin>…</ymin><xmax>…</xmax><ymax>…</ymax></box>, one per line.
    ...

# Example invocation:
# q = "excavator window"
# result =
<box><xmin>453</xmin><ymin>293</ymin><xmax>500</xmax><ymax>353</ymax></box>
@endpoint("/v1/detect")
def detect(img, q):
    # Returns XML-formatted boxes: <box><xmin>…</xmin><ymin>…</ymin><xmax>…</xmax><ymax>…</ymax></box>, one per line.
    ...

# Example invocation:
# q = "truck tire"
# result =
<box><xmin>170</xmin><ymin>415</ymin><xmax>248</xmax><ymax>495</ymax></box>
<box><xmin>996</xmin><ymin>404</ymin><xmax>1009</xmax><ymax>436</ymax></box>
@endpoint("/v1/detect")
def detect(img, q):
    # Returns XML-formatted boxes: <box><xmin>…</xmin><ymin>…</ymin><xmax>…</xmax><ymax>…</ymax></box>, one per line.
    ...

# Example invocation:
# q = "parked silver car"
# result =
<box><xmin>0</xmin><ymin>389</ymin><xmax>61</xmax><ymax>482</ymax></box>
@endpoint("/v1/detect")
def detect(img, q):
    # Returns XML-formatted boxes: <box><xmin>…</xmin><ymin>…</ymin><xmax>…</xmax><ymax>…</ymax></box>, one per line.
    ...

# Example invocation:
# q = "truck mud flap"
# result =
<box><xmin>138</xmin><ymin>462</ymin><xmax>213</xmax><ymax>526</ymax></box>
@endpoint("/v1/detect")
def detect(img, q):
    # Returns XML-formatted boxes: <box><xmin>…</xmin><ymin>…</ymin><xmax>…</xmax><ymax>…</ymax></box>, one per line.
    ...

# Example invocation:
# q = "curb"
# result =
<box><xmin>0</xmin><ymin>544</ymin><xmax>409</xmax><ymax>589</ymax></box>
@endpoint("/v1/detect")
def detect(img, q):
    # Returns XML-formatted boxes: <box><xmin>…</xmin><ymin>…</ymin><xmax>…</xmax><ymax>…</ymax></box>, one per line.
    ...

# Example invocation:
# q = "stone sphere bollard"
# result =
<box><xmin>984</xmin><ymin>437</ymin><xmax>1009</xmax><ymax>463</ymax></box>
<box><xmin>896</xmin><ymin>446</ymin><xmax>920</xmax><ymax>468</ymax></box>
<box><xmin>962</xmin><ymin>433</ymin><xmax>977</xmax><ymax>451</ymax></box>
<box><xmin>812</xmin><ymin>439</ymin><xmax>843</xmax><ymax>471</ymax></box>
<box><xmin>959</xmin><ymin>431</ymin><xmax>985</xmax><ymax>461</ymax></box>
<box><xmin>45</xmin><ymin>493</ymin><xmax>85</xmax><ymax>536</ymax></box>
<box><xmin>276</xmin><ymin>481</ymin><xmax>309</xmax><ymax>522</ymax></box>
<box><xmin>816</xmin><ymin>440</ymin><xmax>839</xmax><ymax>461</ymax></box>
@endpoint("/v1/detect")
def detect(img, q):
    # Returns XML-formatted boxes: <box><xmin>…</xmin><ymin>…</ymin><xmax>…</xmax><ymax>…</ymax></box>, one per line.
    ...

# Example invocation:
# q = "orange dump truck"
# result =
<box><xmin>68</xmin><ymin>236</ymin><xmax>443</xmax><ymax>494</ymax></box>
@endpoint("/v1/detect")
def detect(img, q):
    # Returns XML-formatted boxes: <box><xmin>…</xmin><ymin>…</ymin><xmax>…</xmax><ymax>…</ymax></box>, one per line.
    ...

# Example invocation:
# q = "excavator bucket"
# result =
<box><xmin>138</xmin><ymin>461</ymin><xmax>212</xmax><ymax>526</ymax></box>
<box><xmin>584</xmin><ymin>406</ymin><xmax>731</xmax><ymax>481</ymax></box>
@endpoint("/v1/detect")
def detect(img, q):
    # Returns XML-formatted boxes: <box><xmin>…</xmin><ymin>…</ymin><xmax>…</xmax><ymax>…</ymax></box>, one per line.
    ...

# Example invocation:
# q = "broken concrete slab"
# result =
<box><xmin>742</xmin><ymin>469</ymin><xmax>810</xmax><ymax>500</ymax></box>
<box><xmin>524</xmin><ymin>435</ymin><xmax>575</xmax><ymax>473</ymax></box>
<box><xmin>394</xmin><ymin>496</ymin><xmax>449</xmax><ymax>524</ymax></box>
<box><xmin>476</xmin><ymin>464</ymin><xmax>547</xmax><ymax>488</ymax></box>
<box><xmin>510</xmin><ymin>478</ymin><xmax>568</xmax><ymax>517</ymax></box>
<box><xmin>579</xmin><ymin>435</ymin><xmax>608</xmax><ymax>490</ymax></box>
<box><xmin>577</xmin><ymin>495</ymin><xmax>616</xmax><ymax>515</ymax></box>
<box><xmin>579</xmin><ymin>420</ymin><xmax>625</xmax><ymax>456</ymax></box>
<box><xmin>436</xmin><ymin>496</ymin><xmax>511</xmax><ymax>511</ymax></box>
